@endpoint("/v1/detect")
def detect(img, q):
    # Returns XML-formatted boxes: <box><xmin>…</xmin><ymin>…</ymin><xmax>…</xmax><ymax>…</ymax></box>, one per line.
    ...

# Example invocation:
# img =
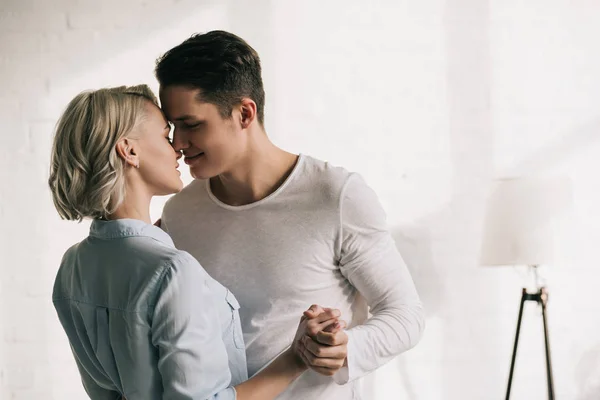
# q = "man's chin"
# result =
<box><xmin>190</xmin><ymin>164</ymin><xmax>221</xmax><ymax>180</ymax></box>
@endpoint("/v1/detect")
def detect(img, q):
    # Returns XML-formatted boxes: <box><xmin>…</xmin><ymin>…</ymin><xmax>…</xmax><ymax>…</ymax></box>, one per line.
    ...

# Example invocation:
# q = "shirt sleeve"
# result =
<box><xmin>152</xmin><ymin>252</ymin><xmax>237</xmax><ymax>400</ymax></box>
<box><xmin>333</xmin><ymin>173</ymin><xmax>425</xmax><ymax>384</ymax></box>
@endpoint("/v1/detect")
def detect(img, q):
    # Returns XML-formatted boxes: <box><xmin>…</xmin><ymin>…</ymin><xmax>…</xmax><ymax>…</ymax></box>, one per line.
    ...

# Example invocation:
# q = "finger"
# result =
<box><xmin>319</xmin><ymin>317</ymin><xmax>342</xmax><ymax>333</ymax></box>
<box><xmin>296</xmin><ymin>342</ymin><xmax>311</xmax><ymax>367</ymax></box>
<box><xmin>322</xmin><ymin>322</ymin><xmax>339</xmax><ymax>333</ymax></box>
<box><xmin>299</xmin><ymin>344</ymin><xmax>346</xmax><ymax>369</ymax></box>
<box><xmin>322</xmin><ymin>319</ymin><xmax>346</xmax><ymax>333</ymax></box>
<box><xmin>315</xmin><ymin>305</ymin><xmax>334</xmax><ymax>314</ymax></box>
<box><xmin>306</xmin><ymin>317</ymin><xmax>339</xmax><ymax>337</ymax></box>
<box><xmin>297</xmin><ymin>342</ymin><xmax>343</xmax><ymax>377</ymax></box>
<box><xmin>308</xmin><ymin>308</ymin><xmax>341</xmax><ymax>324</ymax></box>
<box><xmin>315</xmin><ymin>329</ymin><xmax>349</xmax><ymax>346</ymax></box>
<box><xmin>304</xmin><ymin>306</ymin><xmax>340</xmax><ymax>321</ymax></box>
<box><xmin>304</xmin><ymin>304</ymin><xmax>325</xmax><ymax>318</ymax></box>
<box><xmin>302</xmin><ymin>336</ymin><xmax>348</xmax><ymax>359</ymax></box>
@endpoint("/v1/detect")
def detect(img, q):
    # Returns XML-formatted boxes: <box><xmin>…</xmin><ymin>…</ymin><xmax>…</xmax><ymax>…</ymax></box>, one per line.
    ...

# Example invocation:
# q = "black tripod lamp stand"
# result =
<box><xmin>505</xmin><ymin>266</ymin><xmax>554</xmax><ymax>400</ymax></box>
<box><xmin>480</xmin><ymin>177</ymin><xmax>571</xmax><ymax>400</ymax></box>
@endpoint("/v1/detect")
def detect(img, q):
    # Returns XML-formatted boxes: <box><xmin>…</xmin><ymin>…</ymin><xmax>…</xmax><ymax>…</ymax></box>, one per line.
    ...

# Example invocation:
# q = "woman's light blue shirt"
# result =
<box><xmin>52</xmin><ymin>219</ymin><xmax>247</xmax><ymax>399</ymax></box>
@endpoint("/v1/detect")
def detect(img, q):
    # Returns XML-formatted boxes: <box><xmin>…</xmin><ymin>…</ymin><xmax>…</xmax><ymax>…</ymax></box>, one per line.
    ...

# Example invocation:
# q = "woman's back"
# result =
<box><xmin>53</xmin><ymin>218</ymin><xmax>247</xmax><ymax>399</ymax></box>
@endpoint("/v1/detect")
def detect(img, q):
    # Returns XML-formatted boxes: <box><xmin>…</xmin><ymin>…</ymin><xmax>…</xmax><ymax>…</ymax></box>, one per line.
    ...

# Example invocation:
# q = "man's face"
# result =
<box><xmin>159</xmin><ymin>85</ymin><xmax>246</xmax><ymax>180</ymax></box>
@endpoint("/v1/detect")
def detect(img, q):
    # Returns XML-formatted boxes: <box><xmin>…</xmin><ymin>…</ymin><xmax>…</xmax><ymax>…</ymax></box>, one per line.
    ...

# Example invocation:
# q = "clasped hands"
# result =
<box><xmin>292</xmin><ymin>304</ymin><xmax>348</xmax><ymax>376</ymax></box>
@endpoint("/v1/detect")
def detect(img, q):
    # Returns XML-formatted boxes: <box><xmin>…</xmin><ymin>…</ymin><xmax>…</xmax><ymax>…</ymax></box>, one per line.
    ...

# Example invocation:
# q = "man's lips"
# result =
<box><xmin>184</xmin><ymin>152</ymin><xmax>204</xmax><ymax>164</ymax></box>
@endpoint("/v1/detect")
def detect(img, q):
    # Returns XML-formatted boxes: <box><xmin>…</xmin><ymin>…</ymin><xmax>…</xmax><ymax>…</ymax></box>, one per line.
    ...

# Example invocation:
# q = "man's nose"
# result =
<box><xmin>172</xmin><ymin>131</ymin><xmax>188</xmax><ymax>152</ymax></box>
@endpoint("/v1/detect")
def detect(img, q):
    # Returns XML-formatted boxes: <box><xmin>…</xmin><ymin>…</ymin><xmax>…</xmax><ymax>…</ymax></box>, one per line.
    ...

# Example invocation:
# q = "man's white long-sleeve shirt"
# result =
<box><xmin>162</xmin><ymin>154</ymin><xmax>425</xmax><ymax>399</ymax></box>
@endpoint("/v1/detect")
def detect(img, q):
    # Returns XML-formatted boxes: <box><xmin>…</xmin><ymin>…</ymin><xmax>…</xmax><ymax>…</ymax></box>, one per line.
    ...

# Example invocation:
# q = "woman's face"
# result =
<box><xmin>135</xmin><ymin>102</ymin><xmax>183</xmax><ymax>195</ymax></box>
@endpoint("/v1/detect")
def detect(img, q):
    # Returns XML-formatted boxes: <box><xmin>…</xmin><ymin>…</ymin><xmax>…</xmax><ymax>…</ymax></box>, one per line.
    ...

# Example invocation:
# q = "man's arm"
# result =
<box><xmin>331</xmin><ymin>173</ymin><xmax>425</xmax><ymax>384</ymax></box>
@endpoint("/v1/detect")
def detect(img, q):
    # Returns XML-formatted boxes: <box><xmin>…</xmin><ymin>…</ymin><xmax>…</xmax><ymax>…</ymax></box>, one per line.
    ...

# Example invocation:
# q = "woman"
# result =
<box><xmin>48</xmin><ymin>85</ymin><xmax>342</xmax><ymax>399</ymax></box>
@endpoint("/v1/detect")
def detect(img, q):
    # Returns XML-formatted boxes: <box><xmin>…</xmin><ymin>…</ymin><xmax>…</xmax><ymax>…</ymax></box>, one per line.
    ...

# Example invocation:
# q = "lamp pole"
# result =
<box><xmin>505</xmin><ymin>266</ymin><xmax>555</xmax><ymax>400</ymax></box>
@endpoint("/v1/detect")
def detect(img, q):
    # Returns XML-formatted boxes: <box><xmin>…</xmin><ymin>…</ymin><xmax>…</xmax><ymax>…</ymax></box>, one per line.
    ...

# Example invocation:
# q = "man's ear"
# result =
<box><xmin>115</xmin><ymin>137</ymin><xmax>140</xmax><ymax>168</ymax></box>
<box><xmin>239</xmin><ymin>98</ymin><xmax>257</xmax><ymax>129</ymax></box>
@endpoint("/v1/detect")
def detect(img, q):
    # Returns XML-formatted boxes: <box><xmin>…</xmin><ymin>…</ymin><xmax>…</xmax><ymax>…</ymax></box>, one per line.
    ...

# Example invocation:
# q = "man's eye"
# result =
<box><xmin>184</xmin><ymin>123</ymin><xmax>201</xmax><ymax>129</ymax></box>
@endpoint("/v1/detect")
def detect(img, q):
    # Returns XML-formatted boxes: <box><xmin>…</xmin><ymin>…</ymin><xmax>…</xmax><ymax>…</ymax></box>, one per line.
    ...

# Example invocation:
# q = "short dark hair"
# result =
<box><xmin>155</xmin><ymin>30</ymin><xmax>265</xmax><ymax>125</ymax></box>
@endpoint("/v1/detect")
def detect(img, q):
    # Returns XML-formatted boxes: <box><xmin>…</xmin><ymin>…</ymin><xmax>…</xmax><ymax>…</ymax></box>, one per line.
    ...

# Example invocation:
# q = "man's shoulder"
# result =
<box><xmin>163</xmin><ymin>179</ymin><xmax>206</xmax><ymax>215</ymax></box>
<box><xmin>299</xmin><ymin>154</ymin><xmax>354</xmax><ymax>190</ymax></box>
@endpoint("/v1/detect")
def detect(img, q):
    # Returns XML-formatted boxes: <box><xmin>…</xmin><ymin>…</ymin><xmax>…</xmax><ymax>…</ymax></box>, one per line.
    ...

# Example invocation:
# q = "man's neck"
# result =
<box><xmin>210</xmin><ymin>139</ymin><xmax>299</xmax><ymax>207</ymax></box>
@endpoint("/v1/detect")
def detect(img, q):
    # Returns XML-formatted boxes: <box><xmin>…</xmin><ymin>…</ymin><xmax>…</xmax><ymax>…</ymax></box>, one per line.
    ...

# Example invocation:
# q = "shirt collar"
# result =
<box><xmin>89</xmin><ymin>218</ymin><xmax>174</xmax><ymax>247</ymax></box>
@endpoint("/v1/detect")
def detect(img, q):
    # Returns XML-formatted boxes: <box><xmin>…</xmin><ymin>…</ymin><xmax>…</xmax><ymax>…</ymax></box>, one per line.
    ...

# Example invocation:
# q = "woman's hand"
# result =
<box><xmin>292</xmin><ymin>305</ymin><xmax>348</xmax><ymax>376</ymax></box>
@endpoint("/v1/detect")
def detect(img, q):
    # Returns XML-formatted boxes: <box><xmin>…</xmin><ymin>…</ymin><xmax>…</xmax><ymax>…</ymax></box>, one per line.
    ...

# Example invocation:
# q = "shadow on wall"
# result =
<box><xmin>1</xmin><ymin>0</ymin><xmax>229</xmax><ymax>91</ymax></box>
<box><xmin>392</xmin><ymin>225</ymin><xmax>444</xmax><ymax>319</ymax></box>
<box><xmin>505</xmin><ymin>117</ymin><xmax>600</xmax><ymax>177</ymax></box>
<box><xmin>359</xmin><ymin>222</ymin><xmax>444</xmax><ymax>400</ymax></box>
<box><xmin>381</xmin><ymin>114</ymin><xmax>600</xmax><ymax>398</ymax></box>
<box><xmin>0</xmin><ymin>1</ymin><xmax>236</xmax><ymax>398</ymax></box>
<box><xmin>392</xmin><ymin>224</ymin><xmax>444</xmax><ymax>399</ymax></box>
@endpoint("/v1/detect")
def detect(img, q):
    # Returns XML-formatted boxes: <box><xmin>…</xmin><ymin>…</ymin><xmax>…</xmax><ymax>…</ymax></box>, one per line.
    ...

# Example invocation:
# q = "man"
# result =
<box><xmin>155</xmin><ymin>30</ymin><xmax>424</xmax><ymax>399</ymax></box>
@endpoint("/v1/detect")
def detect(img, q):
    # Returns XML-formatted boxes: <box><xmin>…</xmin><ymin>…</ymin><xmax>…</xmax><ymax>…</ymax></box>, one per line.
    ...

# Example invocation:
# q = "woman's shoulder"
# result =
<box><xmin>158</xmin><ymin>249</ymin><xmax>212</xmax><ymax>283</ymax></box>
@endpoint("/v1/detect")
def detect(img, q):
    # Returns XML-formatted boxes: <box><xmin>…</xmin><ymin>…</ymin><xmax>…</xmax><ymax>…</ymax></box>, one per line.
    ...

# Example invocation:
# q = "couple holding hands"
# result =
<box><xmin>49</xmin><ymin>30</ymin><xmax>424</xmax><ymax>399</ymax></box>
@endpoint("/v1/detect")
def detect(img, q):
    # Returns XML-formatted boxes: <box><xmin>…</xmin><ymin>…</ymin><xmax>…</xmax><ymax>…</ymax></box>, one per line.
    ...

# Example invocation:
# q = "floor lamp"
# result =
<box><xmin>479</xmin><ymin>177</ymin><xmax>571</xmax><ymax>400</ymax></box>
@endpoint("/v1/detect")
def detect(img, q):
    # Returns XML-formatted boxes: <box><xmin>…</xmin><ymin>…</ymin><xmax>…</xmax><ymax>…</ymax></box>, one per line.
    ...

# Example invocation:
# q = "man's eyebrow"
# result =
<box><xmin>172</xmin><ymin>115</ymin><xmax>196</xmax><ymax>121</ymax></box>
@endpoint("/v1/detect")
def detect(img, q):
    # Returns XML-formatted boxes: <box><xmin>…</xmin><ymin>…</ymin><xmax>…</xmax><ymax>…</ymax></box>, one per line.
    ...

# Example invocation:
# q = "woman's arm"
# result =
<box><xmin>152</xmin><ymin>254</ymin><xmax>236</xmax><ymax>399</ymax></box>
<box><xmin>233</xmin><ymin>348</ymin><xmax>304</xmax><ymax>400</ymax></box>
<box><xmin>234</xmin><ymin>309</ymin><xmax>341</xmax><ymax>400</ymax></box>
<box><xmin>153</xmin><ymin>252</ymin><xmax>341</xmax><ymax>400</ymax></box>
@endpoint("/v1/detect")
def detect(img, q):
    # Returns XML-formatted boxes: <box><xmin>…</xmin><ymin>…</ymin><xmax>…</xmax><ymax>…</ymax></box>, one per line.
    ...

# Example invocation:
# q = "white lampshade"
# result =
<box><xmin>480</xmin><ymin>177</ymin><xmax>572</xmax><ymax>267</ymax></box>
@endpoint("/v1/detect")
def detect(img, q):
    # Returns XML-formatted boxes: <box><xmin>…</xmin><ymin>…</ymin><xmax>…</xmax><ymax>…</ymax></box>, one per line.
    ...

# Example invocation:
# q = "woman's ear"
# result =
<box><xmin>115</xmin><ymin>138</ymin><xmax>140</xmax><ymax>169</ymax></box>
<box><xmin>239</xmin><ymin>98</ymin><xmax>257</xmax><ymax>129</ymax></box>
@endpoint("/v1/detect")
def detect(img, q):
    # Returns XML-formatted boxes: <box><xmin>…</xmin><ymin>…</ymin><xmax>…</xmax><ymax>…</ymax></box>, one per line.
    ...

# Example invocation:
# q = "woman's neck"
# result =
<box><xmin>107</xmin><ymin>184</ymin><xmax>152</xmax><ymax>224</ymax></box>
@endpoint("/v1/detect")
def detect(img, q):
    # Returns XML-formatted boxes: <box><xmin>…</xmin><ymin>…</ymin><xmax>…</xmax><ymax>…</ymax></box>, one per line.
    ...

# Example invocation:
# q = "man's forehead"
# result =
<box><xmin>160</xmin><ymin>99</ymin><xmax>214</xmax><ymax>121</ymax></box>
<box><xmin>159</xmin><ymin>85</ymin><xmax>202</xmax><ymax>100</ymax></box>
<box><xmin>159</xmin><ymin>89</ymin><xmax>192</xmax><ymax>116</ymax></box>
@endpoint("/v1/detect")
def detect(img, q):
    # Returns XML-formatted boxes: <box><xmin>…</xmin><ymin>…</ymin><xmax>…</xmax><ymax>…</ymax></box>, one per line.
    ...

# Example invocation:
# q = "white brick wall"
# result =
<box><xmin>1</xmin><ymin>0</ymin><xmax>599</xmax><ymax>399</ymax></box>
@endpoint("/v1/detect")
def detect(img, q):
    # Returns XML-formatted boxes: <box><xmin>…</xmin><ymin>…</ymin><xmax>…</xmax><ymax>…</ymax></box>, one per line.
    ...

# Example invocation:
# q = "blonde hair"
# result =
<box><xmin>48</xmin><ymin>85</ymin><xmax>159</xmax><ymax>221</ymax></box>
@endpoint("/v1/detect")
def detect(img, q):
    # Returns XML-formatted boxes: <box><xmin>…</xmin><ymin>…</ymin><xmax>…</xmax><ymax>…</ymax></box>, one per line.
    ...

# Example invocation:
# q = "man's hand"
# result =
<box><xmin>292</xmin><ymin>305</ymin><xmax>339</xmax><ymax>356</ymax></box>
<box><xmin>293</xmin><ymin>304</ymin><xmax>349</xmax><ymax>376</ymax></box>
